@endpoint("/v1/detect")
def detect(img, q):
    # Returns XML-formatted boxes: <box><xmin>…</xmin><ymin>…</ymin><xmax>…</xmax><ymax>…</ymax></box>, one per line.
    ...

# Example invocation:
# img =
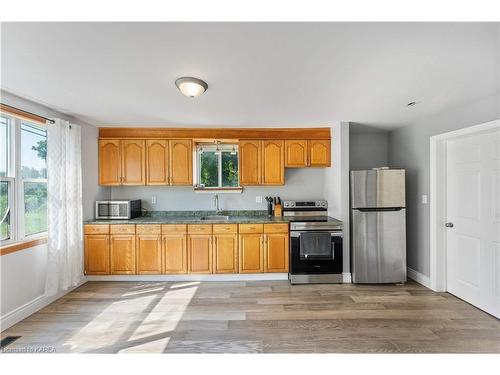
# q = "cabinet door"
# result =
<box><xmin>136</xmin><ymin>234</ymin><xmax>162</xmax><ymax>274</ymax></box>
<box><xmin>264</xmin><ymin>233</ymin><xmax>289</xmax><ymax>272</ymax></box>
<box><xmin>285</xmin><ymin>140</ymin><xmax>308</xmax><ymax>168</ymax></box>
<box><xmin>110</xmin><ymin>234</ymin><xmax>136</xmax><ymax>274</ymax></box>
<box><xmin>121</xmin><ymin>140</ymin><xmax>146</xmax><ymax>185</ymax></box>
<box><xmin>213</xmin><ymin>234</ymin><xmax>238</xmax><ymax>274</ymax></box>
<box><xmin>238</xmin><ymin>233</ymin><xmax>264</xmax><ymax>273</ymax></box>
<box><xmin>309</xmin><ymin>139</ymin><xmax>331</xmax><ymax>167</ymax></box>
<box><xmin>262</xmin><ymin>140</ymin><xmax>285</xmax><ymax>185</ymax></box>
<box><xmin>84</xmin><ymin>235</ymin><xmax>110</xmax><ymax>275</ymax></box>
<box><xmin>239</xmin><ymin>140</ymin><xmax>262</xmax><ymax>185</ymax></box>
<box><xmin>188</xmin><ymin>234</ymin><xmax>212</xmax><ymax>274</ymax></box>
<box><xmin>146</xmin><ymin>140</ymin><xmax>169</xmax><ymax>185</ymax></box>
<box><xmin>162</xmin><ymin>234</ymin><xmax>187</xmax><ymax>274</ymax></box>
<box><xmin>170</xmin><ymin>139</ymin><xmax>192</xmax><ymax>185</ymax></box>
<box><xmin>99</xmin><ymin>140</ymin><xmax>121</xmax><ymax>185</ymax></box>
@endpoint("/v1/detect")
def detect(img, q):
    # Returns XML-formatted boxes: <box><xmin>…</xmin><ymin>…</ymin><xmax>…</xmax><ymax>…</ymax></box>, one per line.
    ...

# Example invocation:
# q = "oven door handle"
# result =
<box><xmin>290</xmin><ymin>231</ymin><xmax>342</xmax><ymax>238</ymax></box>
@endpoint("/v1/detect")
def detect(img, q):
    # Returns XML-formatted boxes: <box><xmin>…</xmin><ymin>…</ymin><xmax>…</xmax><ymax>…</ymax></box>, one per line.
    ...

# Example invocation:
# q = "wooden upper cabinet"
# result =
<box><xmin>84</xmin><ymin>234</ymin><xmax>110</xmax><ymax>275</ymax></box>
<box><xmin>110</xmin><ymin>234</ymin><xmax>136</xmax><ymax>274</ymax></box>
<box><xmin>99</xmin><ymin>140</ymin><xmax>121</xmax><ymax>185</ymax></box>
<box><xmin>121</xmin><ymin>140</ymin><xmax>146</xmax><ymax>185</ymax></box>
<box><xmin>146</xmin><ymin>140</ymin><xmax>169</xmax><ymax>185</ymax></box>
<box><xmin>239</xmin><ymin>140</ymin><xmax>262</xmax><ymax>185</ymax></box>
<box><xmin>285</xmin><ymin>140</ymin><xmax>308</xmax><ymax>168</ymax></box>
<box><xmin>170</xmin><ymin>139</ymin><xmax>192</xmax><ymax>185</ymax></box>
<box><xmin>213</xmin><ymin>234</ymin><xmax>238</xmax><ymax>274</ymax></box>
<box><xmin>309</xmin><ymin>139</ymin><xmax>331</xmax><ymax>167</ymax></box>
<box><xmin>262</xmin><ymin>140</ymin><xmax>285</xmax><ymax>185</ymax></box>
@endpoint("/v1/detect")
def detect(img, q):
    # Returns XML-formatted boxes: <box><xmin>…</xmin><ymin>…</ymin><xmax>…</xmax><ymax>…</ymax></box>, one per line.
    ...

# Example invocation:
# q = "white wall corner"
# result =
<box><xmin>407</xmin><ymin>267</ymin><xmax>431</xmax><ymax>289</ymax></box>
<box><xmin>0</xmin><ymin>280</ymin><xmax>86</xmax><ymax>332</ymax></box>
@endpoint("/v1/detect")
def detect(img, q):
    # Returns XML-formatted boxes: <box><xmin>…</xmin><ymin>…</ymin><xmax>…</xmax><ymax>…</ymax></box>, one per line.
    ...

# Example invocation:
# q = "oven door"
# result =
<box><xmin>290</xmin><ymin>231</ymin><xmax>343</xmax><ymax>274</ymax></box>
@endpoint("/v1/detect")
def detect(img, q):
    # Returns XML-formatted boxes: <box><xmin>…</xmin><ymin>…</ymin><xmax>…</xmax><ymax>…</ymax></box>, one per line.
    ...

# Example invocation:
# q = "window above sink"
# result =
<box><xmin>194</xmin><ymin>142</ymin><xmax>242</xmax><ymax>192</ymax></box>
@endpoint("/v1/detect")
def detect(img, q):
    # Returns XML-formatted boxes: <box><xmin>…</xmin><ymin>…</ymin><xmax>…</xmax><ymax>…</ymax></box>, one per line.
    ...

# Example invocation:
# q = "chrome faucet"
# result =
<box><xmin>213</xmin><ymin>194</ymin><xmax>222</xmax><ymax>213</ymax></box>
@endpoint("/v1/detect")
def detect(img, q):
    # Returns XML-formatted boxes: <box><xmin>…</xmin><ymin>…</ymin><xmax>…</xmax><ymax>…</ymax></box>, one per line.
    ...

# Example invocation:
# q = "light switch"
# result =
<box><xmin>421</xmin><ymin>194</ymin><xmax>428</xmax><ymax>204</ymax></box>
<box><xmin>152</xmin><ymin>196</ymin><xmax>157</xmax><ymax>205</ymax></box>
<box><xmin>255</xmin><ymin>196</ymin><xmax>263</xmax><ymax>203</ymax></box>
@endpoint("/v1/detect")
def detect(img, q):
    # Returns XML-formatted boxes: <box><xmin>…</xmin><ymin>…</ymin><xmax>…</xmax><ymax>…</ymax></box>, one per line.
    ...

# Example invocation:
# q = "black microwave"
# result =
<box><xmin>95</xmin><ymin>200</ymin><xmax>141</xmax><ymax>220</ymax></box>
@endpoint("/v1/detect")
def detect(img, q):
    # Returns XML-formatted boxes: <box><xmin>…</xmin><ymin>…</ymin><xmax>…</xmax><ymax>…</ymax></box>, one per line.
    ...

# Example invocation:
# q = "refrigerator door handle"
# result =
<box><xmin>355</xmin><ymin>207</ymin><xmax>404</xmax><ymax>212</ymax></box>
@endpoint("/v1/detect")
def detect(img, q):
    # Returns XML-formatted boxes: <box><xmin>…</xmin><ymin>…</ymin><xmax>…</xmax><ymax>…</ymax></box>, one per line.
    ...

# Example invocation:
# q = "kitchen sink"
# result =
<box><xmin>200</xmin><ymin>215</ymin><xmax>230</xmax><ymax>221</ymax></box>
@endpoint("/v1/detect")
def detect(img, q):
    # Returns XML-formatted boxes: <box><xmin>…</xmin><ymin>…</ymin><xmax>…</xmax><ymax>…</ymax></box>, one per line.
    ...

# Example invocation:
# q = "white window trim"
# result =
<box><xmin>195</xmin><ymin>144</ymin><xmax>240</xmax><ymax>190</ymax></box>
<box><xmin>0</xmin><ymin>114</ymin><xmax>48</xmax><ymax>245</ymax></box>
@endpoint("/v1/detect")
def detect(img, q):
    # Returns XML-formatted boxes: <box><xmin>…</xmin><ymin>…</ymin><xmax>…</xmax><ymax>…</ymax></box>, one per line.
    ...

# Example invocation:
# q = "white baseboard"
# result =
<box><xmin>86</xmin><ymin>273</ymin><xmax>289</xmax><ymax>282</ymax></box>
<box><xmin>0</xmin><ymin>280</ymin><xmax>85</xmax><ymax>332</ymax></box>
<box><xmin>407</xmin><ymin>267</ymin><xmax>431</xmax><ymax>288</ymax></box>
<box><xmin>342</xmin><ymin>272</ymin><xmax>352</xmax><ymax>283</ymax></box>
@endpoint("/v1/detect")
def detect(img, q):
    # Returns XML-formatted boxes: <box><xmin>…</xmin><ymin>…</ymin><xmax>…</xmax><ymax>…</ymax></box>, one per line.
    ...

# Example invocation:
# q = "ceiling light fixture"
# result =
<box><xmin>175</xmin><ymin>77</ymin><xmax>208</xmax><ymax>98</ymax></box>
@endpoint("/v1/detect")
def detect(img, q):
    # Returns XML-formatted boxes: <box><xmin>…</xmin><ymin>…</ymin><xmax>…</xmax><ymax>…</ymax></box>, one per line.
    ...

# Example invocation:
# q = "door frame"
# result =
<box><xmin>429</xmin><ymin>119</ymin><xmax>499</xmax><ymax>292</ymax></box>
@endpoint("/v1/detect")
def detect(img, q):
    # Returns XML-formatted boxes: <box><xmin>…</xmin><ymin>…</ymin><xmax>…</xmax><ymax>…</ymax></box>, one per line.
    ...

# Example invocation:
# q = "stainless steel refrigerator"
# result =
<box><xmin>351</xmin><ymin>169</ymin><xmax>407</xmax><ymax>283</ymax></box>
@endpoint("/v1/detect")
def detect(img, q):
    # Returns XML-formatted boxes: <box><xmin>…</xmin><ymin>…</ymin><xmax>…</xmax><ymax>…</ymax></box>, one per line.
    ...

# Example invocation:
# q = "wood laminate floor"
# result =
<box><xmin>1</xmin><ymin>280</ymin><xmax>499</xmax><ymax>353</ymax></box>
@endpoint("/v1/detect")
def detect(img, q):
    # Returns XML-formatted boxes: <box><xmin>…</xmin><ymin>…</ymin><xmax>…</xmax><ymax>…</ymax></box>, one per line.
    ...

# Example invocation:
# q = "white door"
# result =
<box><xmin>446</xmin><ymin>126</ymin><xmax>500</xmax><ymax>318</ymax></box>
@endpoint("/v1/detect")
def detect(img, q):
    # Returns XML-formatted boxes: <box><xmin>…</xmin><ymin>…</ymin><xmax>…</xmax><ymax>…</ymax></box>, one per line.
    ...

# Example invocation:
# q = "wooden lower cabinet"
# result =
<box><xmin>239</xmin><ymin>233</ymin><xmax>264</xmax><ymax>273</ymax></box>
<box><xmin>188</xmin><ymin>234</ymin><xmax>213</xmax><ymax>274</ymax></box>
<box><xmin>264</xmin><ymin>233</ymin><xmax>289</xmax><ymax>272</ymax></box>
<box><xmin>84</xmin><ymin>223</ymin><xmax>289</xmax><ymax>275</ymax></box>
<box><xmin>110</xmin><ymin>234</ymin><xmax>136</xmax><ymax>274</ymax></box>
<box><xmin>213</xmin><ymin>234</ymin><xmax>238</xmax><ymax>273</ymax></box>
<box><xmin>136</xmin><ymin>234</ymin><xmax>162</xmax><ymax>274</ymax></box>
<box><xmin>84</xmin><ymin>234</ymin><xmax>110</xmax><ymax>275</ymax></box>
<box><xmin>162</xmin><ymin>234</ymin><xmax>187</xmax><ymax>274</ymax></box>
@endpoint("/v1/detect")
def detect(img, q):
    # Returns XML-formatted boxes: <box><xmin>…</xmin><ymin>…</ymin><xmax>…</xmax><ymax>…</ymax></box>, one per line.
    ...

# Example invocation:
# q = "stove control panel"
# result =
<box><xmin>283</xmin><ymin>200</ymin><xmax>328</xmax><ymax>209</ymax></box>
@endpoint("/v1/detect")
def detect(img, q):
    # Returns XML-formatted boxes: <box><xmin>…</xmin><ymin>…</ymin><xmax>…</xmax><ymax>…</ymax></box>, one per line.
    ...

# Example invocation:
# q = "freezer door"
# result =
<box><xmin>352</xmin><ymin>208</ymin><xmax>407</xmax><ymax>283</ymax></box>
<box><xmin>350</xmin><ymin>169</ymin><xmax>406</xmax><ymax>208</ymax></box>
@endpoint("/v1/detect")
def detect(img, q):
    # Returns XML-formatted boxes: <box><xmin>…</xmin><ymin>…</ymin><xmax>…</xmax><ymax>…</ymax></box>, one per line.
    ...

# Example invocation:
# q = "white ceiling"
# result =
<box><xmin>1</xmin><ymin>22</ymin><xmax>498</xmax><ymax>129</ymax></box>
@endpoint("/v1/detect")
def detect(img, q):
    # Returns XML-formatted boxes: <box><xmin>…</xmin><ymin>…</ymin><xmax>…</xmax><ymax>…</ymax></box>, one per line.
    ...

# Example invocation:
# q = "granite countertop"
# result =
<box><xmin>85</xmin><ymin>210</ymin><xmax>343</xmax><ymax>226</ymax></box>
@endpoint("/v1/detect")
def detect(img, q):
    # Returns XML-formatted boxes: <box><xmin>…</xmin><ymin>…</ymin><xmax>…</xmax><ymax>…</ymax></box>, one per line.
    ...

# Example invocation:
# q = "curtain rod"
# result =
<box><xmin>0</xmin><ymin>103</ymin><xmax>55</xmax><ymax>124</ymax></box>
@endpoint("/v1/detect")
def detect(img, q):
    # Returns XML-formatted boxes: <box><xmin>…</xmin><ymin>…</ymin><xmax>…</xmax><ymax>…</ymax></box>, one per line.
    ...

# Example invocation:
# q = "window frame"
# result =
<box><xmin>195</xmin><ymin>143</ymin><xmax>240</xmax><ymax>189</ymax></box>
<box><xmin>0</xmin><ymin>113</ymin><xmax>48</xmax><ymax>245</ymax></box>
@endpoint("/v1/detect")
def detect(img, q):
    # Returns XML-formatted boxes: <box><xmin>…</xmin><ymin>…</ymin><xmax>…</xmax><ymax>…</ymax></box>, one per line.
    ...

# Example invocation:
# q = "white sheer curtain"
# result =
<box><xmin>45</xmin><ymin>119</ymin><xmax>84</xmax><ymax>296</ymax></box>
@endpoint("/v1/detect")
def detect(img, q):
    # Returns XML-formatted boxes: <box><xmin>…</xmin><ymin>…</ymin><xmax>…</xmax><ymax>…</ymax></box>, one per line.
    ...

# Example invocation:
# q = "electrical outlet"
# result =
<box><xmin>152</xmin><ymin>196</ymin><xmax>157</xmax><ymax>205</ymax></box>
<box><xmin>421</xmin><ymin>194</ymin><xmax>428</xmax><ymax>204</ymax></box>
<box><xmin>255</xmin><ymin>196</ymin><xmax>263</xmax><ymax>203</ymax></box>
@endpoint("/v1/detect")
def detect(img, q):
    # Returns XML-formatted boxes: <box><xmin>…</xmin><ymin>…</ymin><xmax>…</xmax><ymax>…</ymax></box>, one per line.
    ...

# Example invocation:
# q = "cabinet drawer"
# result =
<box><xmin>136</xmin><ymin>224</ymin><xmax>161</xmax><ymax>235</ymax></box>
<box><xmin>264</xmin><ymin>223</ymin><xmax>289</xmax><ymax>233</ymax></box>
<box><xmin>213</xmin><ymin>224</ymin><xmax>238</xmax><ymax>234</ymax></box>
<box><xmin>84</xmin><ymin>224</ymin><xmax>110</xmax><ymax>235</ymax></box>
<box><xmin>110</xmin><ymin>224</ymin><xmax>136</xmax><ymax>234</ymax></box>
<box><xmin>162</xmin><ymin>224</ymin><xmax>187</xmax><ymax>234</ymax></box>
<box><xmin>188</xmin><ymin>224</ymin><xmax>213</xmax><ymax>234</ymax></box>
<box><xmin>238</xmin><ymin>224</ymin><xmax>263</xmax><ymax>234</ymax></box>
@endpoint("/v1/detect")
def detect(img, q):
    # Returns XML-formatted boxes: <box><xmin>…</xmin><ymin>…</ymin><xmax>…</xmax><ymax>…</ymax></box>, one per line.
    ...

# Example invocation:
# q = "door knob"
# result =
<box><xmin>445</xmin><ymin>222</ymin><xmax>454</xmax><ymax>228</ymax></box>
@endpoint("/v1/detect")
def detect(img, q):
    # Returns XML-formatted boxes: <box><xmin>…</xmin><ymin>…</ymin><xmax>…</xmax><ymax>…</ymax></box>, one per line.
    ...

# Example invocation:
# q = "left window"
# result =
<box><xmin>0</xmin><ymin>114</ymin><xmax>47</xmax><ymax>243</ymax></box>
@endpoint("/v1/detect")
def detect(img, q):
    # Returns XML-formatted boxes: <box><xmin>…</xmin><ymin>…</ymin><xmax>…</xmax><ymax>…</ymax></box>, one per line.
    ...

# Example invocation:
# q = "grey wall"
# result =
<box><xmin>1</xmin><ymin>91</ymin><xmax>109</xmax><ymax>220</ymax></box>
<box><xmin>349</xmin><ymin>126</ymin><xmax>389</xmax><ymax>170</ymax></box>
<box><xmin>112</xmin><ymin>161</ymin><xmax>327</xmax><ymax>211</ymax></box>
<box><xmin>388</xmin><ymin>93</ymin><xmax>500</xmax><ymax>276</ymax></box>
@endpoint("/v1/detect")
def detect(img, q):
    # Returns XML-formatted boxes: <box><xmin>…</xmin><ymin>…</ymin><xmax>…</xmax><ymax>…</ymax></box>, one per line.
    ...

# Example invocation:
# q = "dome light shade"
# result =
<box><xmin>175</xmin><ymin>77</ymin><xmax>208</xmax><ymax>98</ymax></box>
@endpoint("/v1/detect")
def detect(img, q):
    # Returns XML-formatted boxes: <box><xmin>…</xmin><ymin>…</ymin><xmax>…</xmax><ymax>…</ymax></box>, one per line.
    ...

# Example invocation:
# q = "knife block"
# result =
<box><xmin>274</xmin><ymin>204</ymin><xmax>282</xmax><ymax>217</ymax></box>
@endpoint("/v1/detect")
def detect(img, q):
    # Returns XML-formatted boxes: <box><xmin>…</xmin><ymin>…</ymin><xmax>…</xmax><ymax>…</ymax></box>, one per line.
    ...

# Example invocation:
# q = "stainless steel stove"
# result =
<box><xmin>284</xmin><ymin>200</ymin><xmax>343</xmax><ymax>284</ymax></box>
